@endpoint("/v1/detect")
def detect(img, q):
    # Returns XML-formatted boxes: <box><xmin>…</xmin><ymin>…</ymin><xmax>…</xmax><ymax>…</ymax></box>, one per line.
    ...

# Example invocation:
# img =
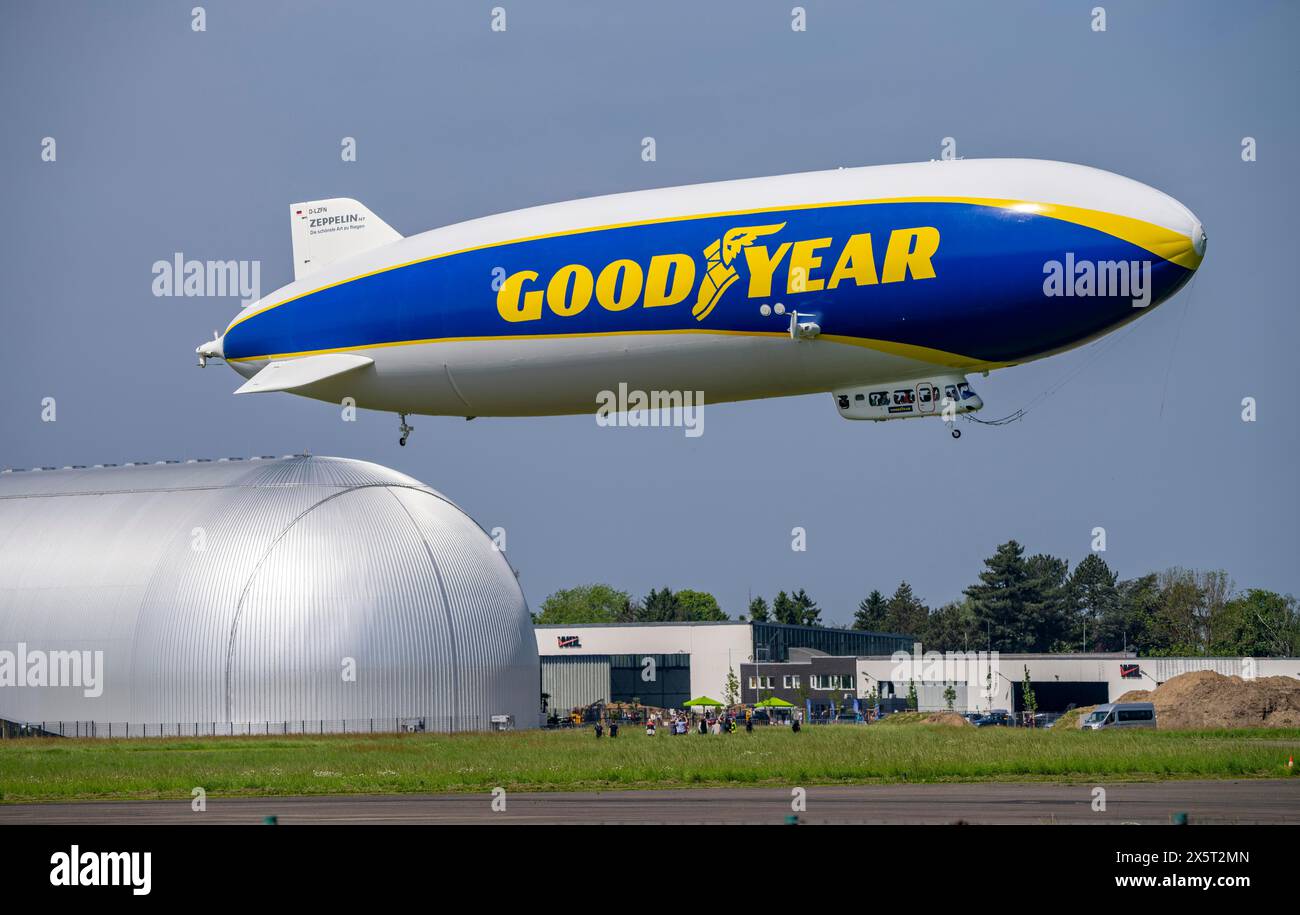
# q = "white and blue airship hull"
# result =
<box><xmin>200</xmin><ymin>159</ymin><xmax>1205</xmax><ymax>429</ymax></box>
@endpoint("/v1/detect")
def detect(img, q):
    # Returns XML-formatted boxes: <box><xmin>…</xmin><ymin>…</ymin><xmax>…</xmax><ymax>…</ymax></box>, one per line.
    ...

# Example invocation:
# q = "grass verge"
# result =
<box><xmin>1</xmin><ymin>725</ymin><xmax>1296</xmax><ymax>803</ymax></box>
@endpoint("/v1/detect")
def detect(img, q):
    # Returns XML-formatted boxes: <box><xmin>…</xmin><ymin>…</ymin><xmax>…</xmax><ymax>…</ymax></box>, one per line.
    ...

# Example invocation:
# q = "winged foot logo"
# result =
<box><xmin>494</xmin><ymin>219</ymin><xmax>941</xmax><ymax>324</ymax></box>
<box><xmin>693</xmin><ymin>222</ymin><xmax>787</xmax><ymax>320</ymax></box>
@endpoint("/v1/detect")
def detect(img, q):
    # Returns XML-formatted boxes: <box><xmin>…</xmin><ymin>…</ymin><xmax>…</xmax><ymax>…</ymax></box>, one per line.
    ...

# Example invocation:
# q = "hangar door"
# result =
<box><xmin>1013</xmin><ymin>681</ymin><xmax>1109</xmax><ymax>713</ymax></box>
<box><xmin>609</xmin><ymin>654</ymin><xmax>690</xmax><ymax>710</ymax></box>
<box><xmin>541</xmin><ymin>656</ymin><xmax>611</xmax><ymax>713</ymax></box>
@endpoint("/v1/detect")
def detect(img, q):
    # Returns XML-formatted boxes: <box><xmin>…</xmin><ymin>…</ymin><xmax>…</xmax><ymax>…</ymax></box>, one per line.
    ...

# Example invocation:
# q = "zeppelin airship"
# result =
<box><xmin>196</xmin><ymin>159</ymin><xmax>1205</xmax><ymax>444</ymax></box>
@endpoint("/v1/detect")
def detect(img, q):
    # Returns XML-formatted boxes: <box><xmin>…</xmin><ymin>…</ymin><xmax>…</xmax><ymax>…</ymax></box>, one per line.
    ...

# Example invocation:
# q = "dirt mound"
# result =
<box><xmin>1054</xmin><ymin>705</ymin><xmax>1094</xmax><ymax>730</ymax></box>
<box><xmin>1116</xmin><ymin>689</ymin><xmax>1152</xmax><ymax>702</ymax></box>
<box><xmin>878</xmin><ymin>711</ymin><xmax>970</xmax><ymax>727</ymax></box>
<box><xmin>1143</xmin><ymin>670</ymin><xmax>1300</xmax><ymax>729</ymax></box>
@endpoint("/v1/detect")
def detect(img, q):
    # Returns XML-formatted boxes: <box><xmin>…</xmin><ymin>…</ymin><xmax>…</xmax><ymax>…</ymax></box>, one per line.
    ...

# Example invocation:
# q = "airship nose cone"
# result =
<box><xmin>1191</xmin><ymin>219</ymin><xmax>1207</xmax><ymax>259</ymax></box>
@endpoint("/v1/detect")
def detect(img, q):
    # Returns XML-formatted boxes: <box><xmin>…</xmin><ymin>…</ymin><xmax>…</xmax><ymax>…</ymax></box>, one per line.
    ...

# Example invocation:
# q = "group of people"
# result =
<box><xmin>593</xmin><ymin>709</ymin><xmax>803</xmax><ymax>737</ymax></box>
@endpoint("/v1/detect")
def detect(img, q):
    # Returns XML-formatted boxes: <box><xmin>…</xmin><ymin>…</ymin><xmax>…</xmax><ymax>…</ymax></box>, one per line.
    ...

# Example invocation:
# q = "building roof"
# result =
<box><xmin>533</xmin><ymin>620</ymin><xmax>912</xmax><ymax>639</ymax></box>
<box><xmin>0</xmin><ymin>453</ymin><xmax>455</xmax><ymax>503</ymax></box>
<box><xmin>533</xmin><ymin>620</ymin><xmax>750</xmax><ymax>629</ymax></box>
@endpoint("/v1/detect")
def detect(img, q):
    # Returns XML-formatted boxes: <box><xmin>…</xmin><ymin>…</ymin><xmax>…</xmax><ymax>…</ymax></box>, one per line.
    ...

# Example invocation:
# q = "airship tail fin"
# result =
<box><xmin>289</xmin><ymin>198</ymin><xmax>402</xmax><ymax>282</ymax></box>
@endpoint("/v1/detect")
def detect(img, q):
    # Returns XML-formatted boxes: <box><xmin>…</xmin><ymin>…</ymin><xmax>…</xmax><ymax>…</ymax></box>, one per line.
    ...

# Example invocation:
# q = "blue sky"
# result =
<box><xmin>2</xmin><ymin>1</ymin><xmax>1296</xmax><ymax>622</ymax></box>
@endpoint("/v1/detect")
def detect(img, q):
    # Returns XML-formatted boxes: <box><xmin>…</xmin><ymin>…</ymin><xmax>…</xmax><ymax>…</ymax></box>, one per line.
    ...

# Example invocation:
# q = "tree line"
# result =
<box><xmin>532</xmin><ymin>585</ymin><xmax>730</xmax><ymax>624</ymax></box>
<box><xmin>855</xmin><ymin>540</ymin><xmax>1300</xmax><ymax>657</ymax></box>
<box><xmin>532</xmin><ymin>539</ymin><xmax>1300</xmax><ymax>657</ymax></box>
<box><xmin>531</xmin><ymin>584</ymin><xmax>822</xmax><ymax>626</ymax></box>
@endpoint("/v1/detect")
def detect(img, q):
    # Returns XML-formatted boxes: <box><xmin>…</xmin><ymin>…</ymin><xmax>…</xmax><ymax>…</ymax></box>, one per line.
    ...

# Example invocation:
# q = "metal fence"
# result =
<box><xmin>0</xmin><ymin>715</ymin><xmax>507</xmax><ymax>739</ymax></box>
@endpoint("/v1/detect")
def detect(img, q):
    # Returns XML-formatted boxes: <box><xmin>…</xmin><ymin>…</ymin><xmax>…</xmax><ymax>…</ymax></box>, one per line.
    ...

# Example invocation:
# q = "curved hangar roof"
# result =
<box><xmin>0</xmin><ymin>456</ymin><xmax>538</xmax><ymax>731</ymax></box>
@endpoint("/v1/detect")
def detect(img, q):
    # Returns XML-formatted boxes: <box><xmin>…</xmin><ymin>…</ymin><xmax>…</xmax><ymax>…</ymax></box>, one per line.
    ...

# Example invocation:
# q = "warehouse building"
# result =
<box><xmin>861</xmin><ymin>652</ymin><xmax>1300</xmax><ymax>714</ymax></box>
<box><xmin>534</xmin><ymin>621</ymin><xmax>910</xmax><ymax>715</ymax></box>
<box><xmin>740</xmin><ymin>651</ymin><xmax>1300</xmax><ymax>717</ymax></box>
<box><xmin>0</xmin><ymin>455</ymin><xmax>539</xmax><ymax>735</ymax></box>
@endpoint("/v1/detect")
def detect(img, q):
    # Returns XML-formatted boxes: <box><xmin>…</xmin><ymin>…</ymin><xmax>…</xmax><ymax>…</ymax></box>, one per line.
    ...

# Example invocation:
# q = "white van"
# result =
<box><xmin>1080</xmin><ymin>702</ymin><xmax>1157</xmax><ymax>730</ymax></box>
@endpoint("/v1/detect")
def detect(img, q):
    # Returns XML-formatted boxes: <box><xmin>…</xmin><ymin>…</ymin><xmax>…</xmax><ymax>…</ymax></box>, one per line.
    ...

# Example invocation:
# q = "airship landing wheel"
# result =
<box><xmin>398</xmin><ymin>413</ymin><xmax>414</xmax><ymax>447</ymax></box>
<box><xmin>951</xmin><ymin>428</ymin><xmax>961</xmax><ymax>439</ymax></box>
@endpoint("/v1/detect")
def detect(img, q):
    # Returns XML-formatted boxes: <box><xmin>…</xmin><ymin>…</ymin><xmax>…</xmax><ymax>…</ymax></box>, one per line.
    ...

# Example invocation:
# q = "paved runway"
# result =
<box><xmin>2</xmin><ymin>779</ymin><xmax>1297</xmax><ymax>824</ymax></box>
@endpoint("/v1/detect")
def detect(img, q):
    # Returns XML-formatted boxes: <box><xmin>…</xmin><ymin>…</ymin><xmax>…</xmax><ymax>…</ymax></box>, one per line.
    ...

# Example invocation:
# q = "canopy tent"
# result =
<box><xmin>754</xmin><ymin>697</ymin><xmax>795</xmax><ymax>708</ymax></box>
<box><xmin>684</xmin><ymin>696</ymin><xmax>724</xmax><ymax>707</ymax></box>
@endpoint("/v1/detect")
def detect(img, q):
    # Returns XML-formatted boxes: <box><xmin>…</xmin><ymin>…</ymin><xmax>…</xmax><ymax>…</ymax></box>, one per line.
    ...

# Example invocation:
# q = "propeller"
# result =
<box><xmin>196</xmin><ymin>330</ymin><xmax>224</xmax><ymax>367</ymax></box>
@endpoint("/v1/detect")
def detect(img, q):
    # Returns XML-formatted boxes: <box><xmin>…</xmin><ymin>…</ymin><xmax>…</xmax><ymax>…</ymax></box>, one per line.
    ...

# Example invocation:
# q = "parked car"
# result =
<box><xmin>1080</xmin><ymin>702</ymin><xmax>1156</xmax><ymax>730</ymax></box>
<box><xmin>972</xmin><ymin>710</ymin><xmax>1015</xmax><ymax>727</ymax></box>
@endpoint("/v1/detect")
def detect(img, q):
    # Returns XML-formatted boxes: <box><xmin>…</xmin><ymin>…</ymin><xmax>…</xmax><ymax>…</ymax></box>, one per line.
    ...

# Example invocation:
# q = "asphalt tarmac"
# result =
<box><xmin>2</xmin><ymin>779</ymin><xmax>1296</xmax><ymax>825</ymax></box>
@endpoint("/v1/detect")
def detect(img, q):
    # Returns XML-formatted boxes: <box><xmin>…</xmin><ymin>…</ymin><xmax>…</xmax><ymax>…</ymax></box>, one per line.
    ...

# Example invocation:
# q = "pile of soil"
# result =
<box><xmin>1120</xmin><ymin>670</ymin><xmax>1300</xmax><ymax>729</ymax></box>
<box><xmin>1054</xmin><ymin>705</ymin><xmax>1095</xmax><ymax>730</ymax></box>
<box><xmin>878</xmin><ymin>711</ymin><xmax>970</xmax><ymax>727</ymax></box>
<box><xmin>1115</xmin><ymin>689</ymin><xmax>1152</xmax><ymax>702</ymax></box>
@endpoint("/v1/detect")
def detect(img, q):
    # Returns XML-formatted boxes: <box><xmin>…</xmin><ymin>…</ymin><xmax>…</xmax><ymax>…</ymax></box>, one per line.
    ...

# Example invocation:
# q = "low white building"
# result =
<box><xmin>857</xmin><ymin>651</ymin><xmax>1300</xmax><ymax>714</ymax></box>
<box><xmin>534</xmin><ymin>622</ymin><xmax>911</xmax><ymax>715</ymax></box>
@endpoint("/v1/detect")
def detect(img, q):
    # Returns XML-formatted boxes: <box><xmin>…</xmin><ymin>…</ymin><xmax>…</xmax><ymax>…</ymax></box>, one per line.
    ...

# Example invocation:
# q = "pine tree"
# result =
<box><xmin>885</xmin><ymin>581</ymin><xmax>929</xmax><ymax>638</ymax></box>
<box><xmin>1069</xmin><ymin>553</ymin><xmax>1121</xmax><ymax>651</ymax></box>
<box><xmin>772</xmin><ymin>591</ymin><xmax>800</xmax><ymax>625</ymax></box>
<box><xmin>748</xmin><ymin>595</ymin><xmax>771</xmax><ymax>622</ymax></box>
<box><xmin>965</xmin><ymin>540</ymin><xmax>1038</xmax><ymax>651</ymax></box>
<box><xmin>922</xmin><ymin>601</ymin><xmax>979</xmax><ymax>652</ymax></box>
<box><xmin>791</xmin><ymin>588</ymin><xmax>821</xmax><ymax>626</ymax></box>
<box><xmin>1117</xmin><ymin>573</ymin><xmax>1162</xmax><ymax>654</ymax></box>
<box><xmin>1025</xmin><ymin>553</ymin><xmax>1070</xmax><ymax>651</ymax></box>
<box><xmin>854</xmin><ymin>590</ymin><xmax>888</xmax><ymax>630</ymax></box>
<box><xmin>637</xmin><ymin>587</ymin><xmax>680</xmax><ymax>622</ymax></box>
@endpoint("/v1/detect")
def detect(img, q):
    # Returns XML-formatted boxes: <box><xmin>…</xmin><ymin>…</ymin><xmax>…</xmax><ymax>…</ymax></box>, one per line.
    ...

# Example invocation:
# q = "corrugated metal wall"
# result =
<box><xmin>0</xmin><ymin>456</ymin><xmax>539</xmax><ymax>732</ymax></box>
<box><xmin>541</xmin><ymin>656</ymin><xmax>611</xmax><ymax>713</ymax></box>
<box><xmin>1144</xmin><ymin>657</ymin><xmax>1244</xmax><ymax>682</ymax></box>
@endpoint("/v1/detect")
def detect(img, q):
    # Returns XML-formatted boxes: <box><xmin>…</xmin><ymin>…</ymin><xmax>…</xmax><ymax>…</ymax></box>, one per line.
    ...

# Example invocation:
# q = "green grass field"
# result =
<box><xmin>1</xmin><ymin>725</ymin><xmax>1296</xmax><ymax>803</ymax></box>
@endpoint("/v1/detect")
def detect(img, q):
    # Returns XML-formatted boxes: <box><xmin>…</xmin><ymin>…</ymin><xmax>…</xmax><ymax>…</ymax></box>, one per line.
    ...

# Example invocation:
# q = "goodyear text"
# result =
<box><xmin>496</xmin><ymin>225</ymin><xmax>940</xmax><ymax>323</ymax></box>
